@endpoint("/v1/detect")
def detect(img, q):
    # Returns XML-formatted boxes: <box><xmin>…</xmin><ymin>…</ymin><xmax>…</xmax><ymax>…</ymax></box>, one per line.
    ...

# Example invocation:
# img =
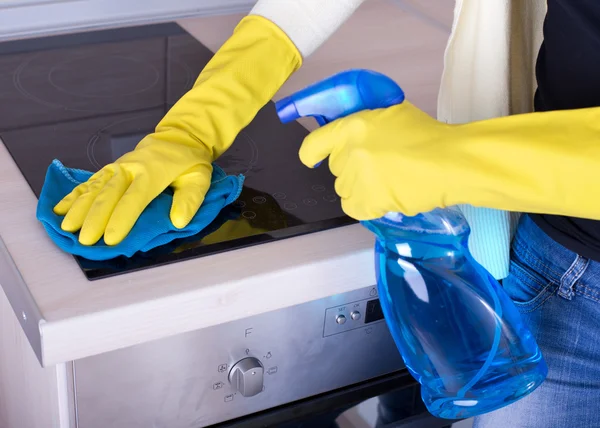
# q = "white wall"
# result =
<box><xmin>0</xmin><ymin>0</ymin><xmax>256</xmax><ymax>41</ymax></box>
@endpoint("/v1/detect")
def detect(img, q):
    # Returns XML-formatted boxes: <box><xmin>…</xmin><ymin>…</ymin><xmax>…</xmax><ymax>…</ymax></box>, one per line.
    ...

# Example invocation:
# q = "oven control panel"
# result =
<box><xmin>323</xmin><ymin>286</ymin><xmax>386</xmax><ymax>337</ymax></box>
<box><xmin>73</xmin><ymin>285</ymin><xmax>405</xmax><ymax>428</ymax></box>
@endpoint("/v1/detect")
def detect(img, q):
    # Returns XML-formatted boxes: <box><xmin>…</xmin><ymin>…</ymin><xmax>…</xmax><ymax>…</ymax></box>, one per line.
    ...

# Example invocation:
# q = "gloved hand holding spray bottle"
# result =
<box><xmin>275</xmin><ymin>69</ymin><xmax>548</xmax><ymax>419</ymax></box>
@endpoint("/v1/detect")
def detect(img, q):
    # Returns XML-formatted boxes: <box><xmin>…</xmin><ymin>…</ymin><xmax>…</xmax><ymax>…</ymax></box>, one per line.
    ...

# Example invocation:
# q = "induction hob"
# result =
<box><xmin>0</xmin><ymin>23</ymin><xmax>354</xmax><ymax>280</ymax></box>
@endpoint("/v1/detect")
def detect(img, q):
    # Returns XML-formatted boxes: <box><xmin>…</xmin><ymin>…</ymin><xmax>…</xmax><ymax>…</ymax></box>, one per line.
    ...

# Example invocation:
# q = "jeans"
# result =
<box><xmin>473</xmin><ymin>214</ymin><xmax>600</xmax><ymax>428</ymax></box>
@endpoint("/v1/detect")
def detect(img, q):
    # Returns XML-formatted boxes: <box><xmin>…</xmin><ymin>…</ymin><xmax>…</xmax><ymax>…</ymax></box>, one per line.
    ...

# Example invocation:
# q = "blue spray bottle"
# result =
<box><xmin>275</xmin><ymin>69</ymin><xmax>548</xmax><ymax>419</ymax></box>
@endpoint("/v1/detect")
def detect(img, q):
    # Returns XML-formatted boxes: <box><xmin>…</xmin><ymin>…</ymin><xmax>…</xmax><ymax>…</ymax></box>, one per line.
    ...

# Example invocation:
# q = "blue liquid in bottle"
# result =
<box><xmin>276</xmin><ymin>69</ymin><xmax>548</xmax><ymax>419</ymax></box>
<box><xmin>363</xmin><ymin>209</ymin><xmax>547</xmax><ymax>419</ymax></box>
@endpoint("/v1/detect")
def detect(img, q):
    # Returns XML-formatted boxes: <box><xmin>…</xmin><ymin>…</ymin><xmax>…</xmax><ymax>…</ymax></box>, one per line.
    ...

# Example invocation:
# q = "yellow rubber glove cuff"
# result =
<box><xmin>155</xmin><ymin>15</ymin><xmax>303</xmax><ymax>159</ymax></box>
<box><xmin>299</xmin><ymin>102</ymin><xmax>600</xmax><ymax>221</ymax></box>
<box><xmin>448</xmin><ymin>106</ymin><xmax>600</xmax><ymax>220</ymax></box>
<box><xmin>53</xmin><ymin>16</ymin><xmax>302</xmax><ymax>246</ymax></box>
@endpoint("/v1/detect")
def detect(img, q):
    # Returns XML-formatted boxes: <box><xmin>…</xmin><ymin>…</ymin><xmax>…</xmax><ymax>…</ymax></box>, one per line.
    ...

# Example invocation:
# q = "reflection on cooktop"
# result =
<box><xmin>0</xmin><ymin>23</ymin><xmax>354</xmax><ymax>281</ymax></box>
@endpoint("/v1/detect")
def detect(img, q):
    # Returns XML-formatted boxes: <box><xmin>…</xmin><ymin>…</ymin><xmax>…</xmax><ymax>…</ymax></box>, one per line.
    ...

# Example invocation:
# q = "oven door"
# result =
<box><xmin>212</xmin><ymin>370</ymin><xmax>454</xmax><ymax>428</ymax></box>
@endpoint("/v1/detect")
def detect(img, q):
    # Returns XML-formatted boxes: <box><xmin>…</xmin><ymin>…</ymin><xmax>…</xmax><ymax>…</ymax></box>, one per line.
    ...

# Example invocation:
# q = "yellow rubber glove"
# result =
<box><xmin>53</xmin><ymin>16</ymin><xmax>302</xmax><ymax>246</ymax></box>
<box><xmin>299</xmin><ymin>101</ymin><xmax>600</xmax><ymax>221</ymax></box>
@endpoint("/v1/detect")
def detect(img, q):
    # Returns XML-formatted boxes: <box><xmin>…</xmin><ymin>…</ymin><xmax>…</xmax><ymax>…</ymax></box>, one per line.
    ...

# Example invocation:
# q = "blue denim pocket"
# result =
<box><xmin>503</xmin><ymin>242</ymin><xmax>559</xmax><ymax>313</ymax></box>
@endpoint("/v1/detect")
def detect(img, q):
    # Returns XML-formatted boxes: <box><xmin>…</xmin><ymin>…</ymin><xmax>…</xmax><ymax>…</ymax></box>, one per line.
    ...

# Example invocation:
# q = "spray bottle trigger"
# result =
<box><xmin>314</xmin><ymin>115</ymin><xmax>329</xmax><ymax>126</ymax></box>
<box><xmin>314</xmin><ymin>116</ymin><xmax>326</xmax><ymax>166</ymax></box>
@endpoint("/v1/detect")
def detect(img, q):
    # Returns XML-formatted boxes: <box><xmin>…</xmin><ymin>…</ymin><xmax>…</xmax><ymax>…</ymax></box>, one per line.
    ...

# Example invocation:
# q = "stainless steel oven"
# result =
<box><xmin>66</xmin><ymin>285</ymin><xmax>414</xmax><ymax>427</ymax></box>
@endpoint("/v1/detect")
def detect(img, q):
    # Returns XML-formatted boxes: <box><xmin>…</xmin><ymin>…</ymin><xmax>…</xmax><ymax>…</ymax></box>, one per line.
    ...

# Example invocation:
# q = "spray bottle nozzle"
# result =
<box><xmin>275</xmin><ymin>69</ymin><xmax>405</xmax><ymax>126</ymax></box>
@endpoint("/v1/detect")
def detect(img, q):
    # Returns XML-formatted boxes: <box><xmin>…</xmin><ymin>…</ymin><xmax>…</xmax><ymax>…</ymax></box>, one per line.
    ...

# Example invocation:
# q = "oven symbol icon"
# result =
<box><xmin>218</xmin><ymin>364</ymin><xmax>228</xmax><ymax>373</ymax></box>
<box><xmin>213</xmin><ymin>382</ymin><xmax>224</xmax><ymax>390</ymax></box>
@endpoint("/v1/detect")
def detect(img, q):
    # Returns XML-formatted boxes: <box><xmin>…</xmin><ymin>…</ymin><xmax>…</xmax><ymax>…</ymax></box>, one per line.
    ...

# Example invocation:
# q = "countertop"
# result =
<box><xmin>0</xmin><ymin>0</ymin><xmax>451</xmax><ymax>367</ymax></box>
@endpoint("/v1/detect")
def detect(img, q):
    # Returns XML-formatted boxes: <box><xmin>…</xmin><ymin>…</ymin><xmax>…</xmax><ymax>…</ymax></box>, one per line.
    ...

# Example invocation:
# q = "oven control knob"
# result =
<box><xmin>228</xmin><ymin>357</ymin><xmax>264</xmax><ymax>397</ymax></box>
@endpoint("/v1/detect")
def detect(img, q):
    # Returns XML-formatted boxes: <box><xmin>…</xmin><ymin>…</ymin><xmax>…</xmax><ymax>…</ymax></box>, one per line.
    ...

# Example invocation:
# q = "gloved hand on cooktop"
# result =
<box><xmin>36</xmin><ymin>160</ymin><xmax>244</xmax><ymax>261</ymax></box>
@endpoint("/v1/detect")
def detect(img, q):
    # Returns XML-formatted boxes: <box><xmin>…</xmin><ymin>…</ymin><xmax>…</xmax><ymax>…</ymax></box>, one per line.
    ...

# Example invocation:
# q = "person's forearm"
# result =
<box><xmin>154</xmin><ymin>16</ymin><xmax>301</xmax><ymax>160</ymax></box>
<box><xmin>451</xmin><ymin>106</ymin><xmax>600</xmax><ymax>220</ymax></box>
<box><xmin>155</xmin><ymin>1</ymin><xmax>365</xmax><ymax>160</ymax></box>
<box><xmin>250</xmin><ymin>0</ymin><xmax>367</xmax><ymax>57</ymax></box>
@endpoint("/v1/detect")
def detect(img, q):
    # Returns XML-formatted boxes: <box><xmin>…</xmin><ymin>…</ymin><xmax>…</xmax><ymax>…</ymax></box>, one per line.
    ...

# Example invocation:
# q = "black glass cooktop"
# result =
<box><xmin>0</xmin><ymin>23</ymin><xmax>353</xmax><ymax>280</ymax></box>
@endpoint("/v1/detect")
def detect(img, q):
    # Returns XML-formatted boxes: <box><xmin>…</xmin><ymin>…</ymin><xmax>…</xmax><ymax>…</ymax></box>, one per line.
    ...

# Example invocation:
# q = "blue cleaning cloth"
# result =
<box><xmin>36</xmin><ymin>159</ymin><xmax>244</xmax><ymax>261</ymax></box>
<box><xmin>458</xmin><ymin>205</ymin><xmax>520</xmax><ymax>280</ymax></box>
